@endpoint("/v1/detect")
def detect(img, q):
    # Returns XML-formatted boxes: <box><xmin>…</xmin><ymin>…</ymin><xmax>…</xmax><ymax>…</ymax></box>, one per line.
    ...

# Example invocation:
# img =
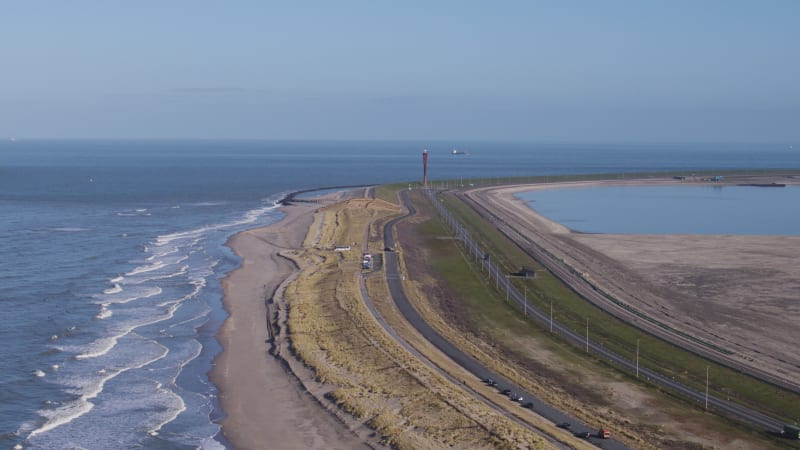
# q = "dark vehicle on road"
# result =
<box><xmin>575</xmin><ymin>431</ymin><xmax>591</xmax><ymax>439</ymax></box>
<box><xmin>500</xmin><ymin>388</ymin><xmax>511</xmax><ymax>395</ymax></box>
<box><xmin>783</xmin><ymin>424</ymin><xmax>800</xmax><ymax>439</ymax></box>
<box><xmin>556</xmin><ymin>422</ymin><xmax>571</xmax><ymax>429</ymax></box>
<box><xmin>522</xmin><ymin>402</ymin><xmax>534</xmax><ymax>409</ymax></box>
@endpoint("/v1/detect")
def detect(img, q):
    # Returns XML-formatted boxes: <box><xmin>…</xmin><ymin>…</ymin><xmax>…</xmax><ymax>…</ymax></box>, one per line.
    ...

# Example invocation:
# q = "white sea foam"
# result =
<box><xmin>116</xmin><ymin>208</ymin><xmax>150</xmax><ymax>217</ymax></box>
<box><xmin>28</xmin><ymin>399</ymin><xmax>93</xmax><ymax>437</ymax></box>
<box><xmin>51</xmin><ymin>227</ymin><xmax>90</xmax><ymax>232</ymax></box>
<box><xmin>77</xmin><ymin>299</ymin><xmax>184</xmax><ymax>360</ymax></box>
<box><xmin>146</xmin><ymin>246</ymin><xmax>177</xmax><ymax>261</ymax></box>
<box><xmin>173</xmin><ymin>340</ymin><xmax>204</xmax><ymax>375</ymax></box>
<box><xmin>158</xmin><ymin>279</ymin><xmax>205</xmax><ymax>308</ymax></box>
<box><xmin>126</xmin><ymin>262</ymin><xmax>167</xmax><ymax>277</ymax></box>
<box><xmin>29</xmin><ymin>346</ymin><xmax>168</xmax><ymax>439</ymax></box>
<box><xmin>95</xmin><ymin>306</ymin><xmax>112</xmax><ymax>319</ymax></box>
<box><xmin>129</xmin><ymin>265</ymin><xmax>188</xmax><ymax>284</ymax></box>
<box><xmin>103</xmin><ymin>284</ymin><xmax>122</xmax><ymax>295</ymax></box>
<box><xmin>97</xmin><ymin>286</ymin><xmax>161</xmax><ymax>305</ymax></box>
<box><xmin>34</xmin><ymin>369</ymin><xmax>46</xmax><ymax>378</ymax></box>
<box><xmin>147</xmin><ymin>385</ymin><xmax>187</xmax><ymax>437</ymax></box>
<box><xmin>26</xmin><ymin>201</ymin><xmax>281</xmax><ymax>445</ymax></box>
<box><xmin>190</xmin><ymin>201</ymin><xmax>228</xmax><ymax>206</ymax></box>
<box><xmin>74</xmin><ymin>336</ymin><xmax>118</xmax><ymax>360</ymax></box>
<box><xmin>167</xmin><ymin>308</ymin><xmax>209</xmax><ymax>331</ymax></box>
<box><xmin>153</xmin><ymin>203</ymin><xmax>279</xmax><ymax>248</ymax></box>
<box><xmin>155</xmin><ymin>229</ymin><xmax>204</xmax><ymax>247</ymax></box>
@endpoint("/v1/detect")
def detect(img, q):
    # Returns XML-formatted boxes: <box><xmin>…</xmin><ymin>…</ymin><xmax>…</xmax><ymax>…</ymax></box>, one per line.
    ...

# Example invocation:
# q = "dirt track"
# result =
<box><xmin>469</xmin><ymin>177</ymin><xmax>800</xmax><ymax>390</ymax></box>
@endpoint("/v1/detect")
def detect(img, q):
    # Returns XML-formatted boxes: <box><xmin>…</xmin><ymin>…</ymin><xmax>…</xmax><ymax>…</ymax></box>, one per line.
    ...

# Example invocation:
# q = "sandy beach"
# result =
<box><xmin>210</xmin><ymin>203</ymin><xmax>371</xmax><ymax>450</ymax></box>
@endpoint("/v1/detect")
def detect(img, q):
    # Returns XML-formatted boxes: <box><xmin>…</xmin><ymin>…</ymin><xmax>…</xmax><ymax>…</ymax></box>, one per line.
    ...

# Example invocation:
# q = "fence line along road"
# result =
<box><xmin>424</xmin><ymin>188</ymin><xmax>786</xmax><ymax>434</ymax></box>
<box><xmin>385</xmin><ymin>189</ymin><xmax>632</xmax><ymax>449</ymax></box>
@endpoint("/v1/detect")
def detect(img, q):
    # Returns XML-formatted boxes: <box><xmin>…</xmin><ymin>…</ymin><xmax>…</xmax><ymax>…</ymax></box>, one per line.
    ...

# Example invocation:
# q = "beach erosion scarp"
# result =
<box><xmin>212</xmin><ymin>192</ymin><xmax>559</xmax><ymax>449</ymax></box>
<box><xmin>210</xmin><ymin>199</ymin><xmax>374</xmax><ymax>450</ymax></box>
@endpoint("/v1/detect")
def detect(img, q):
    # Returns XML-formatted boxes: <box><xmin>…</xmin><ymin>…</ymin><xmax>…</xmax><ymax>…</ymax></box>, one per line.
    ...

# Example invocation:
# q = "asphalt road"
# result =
<box><xmin>427</xmin><ymin>189</ymin><xmax>786</xmax><ymax>434</ymax></box>
<box><xmin>383</xmin><ymin>189</ymin><xmax>631</xmax><ymax>449</ymax></box>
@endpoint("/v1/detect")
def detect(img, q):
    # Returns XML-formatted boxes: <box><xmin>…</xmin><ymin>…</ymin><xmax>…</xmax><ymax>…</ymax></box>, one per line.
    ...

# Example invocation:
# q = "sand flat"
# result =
<box><xmin>473</xmin><ymin>178</ymin><xmax>800</xmax><ymax>388</ymax></box>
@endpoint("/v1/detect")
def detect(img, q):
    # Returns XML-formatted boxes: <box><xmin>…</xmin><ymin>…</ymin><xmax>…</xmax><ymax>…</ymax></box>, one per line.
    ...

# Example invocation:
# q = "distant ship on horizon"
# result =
<box><xmin>451</xmin><ymin>149</ymin><xmax>469</xmax><ymax>155</ymax></box>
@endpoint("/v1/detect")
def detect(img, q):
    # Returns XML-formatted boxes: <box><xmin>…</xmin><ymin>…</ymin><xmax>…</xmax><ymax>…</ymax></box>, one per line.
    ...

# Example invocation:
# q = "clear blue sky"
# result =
<box><xmin>1</xmin><ymin>1</ymin><xmax>798</xmax><ymax>142</ymax></box>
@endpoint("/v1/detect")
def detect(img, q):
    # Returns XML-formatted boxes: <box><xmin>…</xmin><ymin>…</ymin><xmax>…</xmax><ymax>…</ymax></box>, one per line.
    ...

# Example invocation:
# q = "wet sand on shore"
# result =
<box><xmin>210</xmin><ymin>203</ymin><xmax>370</xmax><ymax>450</ymax></box>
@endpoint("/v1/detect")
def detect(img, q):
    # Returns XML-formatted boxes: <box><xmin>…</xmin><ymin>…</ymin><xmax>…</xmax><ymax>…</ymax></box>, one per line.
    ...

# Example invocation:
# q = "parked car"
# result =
<box><xmin>522</xmin><ymin>402</ymin><xmax>534</xmax><ymax>409</ymax></box>
<box><xmin>500</xmin><ymin>388</ymin><xmax>511</xmax><ymax>395</ymax></box>
<box><xmin>575</xmin><ymin>431</ymin><xmax>591</xmax><ymax>439</ymax></box>
<box><xmin>556</xmin><ymin>422</ymin><xmax>571</xmax><ymax>429</ymax></box>
<box><xmin>484</xmin><ymin>378</ymin><xmax>497</xmax><ymax>386</ymax></box>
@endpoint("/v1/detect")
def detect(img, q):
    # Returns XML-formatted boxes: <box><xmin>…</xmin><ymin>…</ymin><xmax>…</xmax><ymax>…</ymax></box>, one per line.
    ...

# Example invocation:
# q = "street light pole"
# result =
<box><xmin>585</xmin><ymin>318</ymin><xmax>589</xmax><ymax>353</ymax></box>
<box><xmin>705</xmin><ymin>366</ymin><xmax>709</xmax><ymax>410</ymax></box>
<box><xmin>524</xmin><ymin>286</ymin><xmax>527</xmax><ymax>317</ymax></box>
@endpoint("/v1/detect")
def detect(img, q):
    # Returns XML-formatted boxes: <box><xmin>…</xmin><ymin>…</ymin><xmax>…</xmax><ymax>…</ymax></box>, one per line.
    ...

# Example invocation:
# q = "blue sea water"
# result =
<box><xmin>1</xmin><ymin>140</ymin><xmax>798</xmax><ymax>449</ymax></box>
<box><xmin>517</xmin><ymin>185</ymin><xmax>800</xmax><ymax>235</ymax></box>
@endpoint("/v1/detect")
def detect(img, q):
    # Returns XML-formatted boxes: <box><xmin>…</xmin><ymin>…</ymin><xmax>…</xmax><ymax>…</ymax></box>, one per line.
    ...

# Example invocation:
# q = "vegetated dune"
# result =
<box><xmin>283</xmin><ymin>198</ymin><xmax>552</xmax><ymax>449</ymax></box>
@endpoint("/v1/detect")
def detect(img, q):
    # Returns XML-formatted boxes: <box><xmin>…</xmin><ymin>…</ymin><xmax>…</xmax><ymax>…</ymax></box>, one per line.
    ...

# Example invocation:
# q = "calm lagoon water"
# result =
<box><xmin>517</xmin><ymin>185</ymin><xmax>800</xmax><ymax>235</ymax></box>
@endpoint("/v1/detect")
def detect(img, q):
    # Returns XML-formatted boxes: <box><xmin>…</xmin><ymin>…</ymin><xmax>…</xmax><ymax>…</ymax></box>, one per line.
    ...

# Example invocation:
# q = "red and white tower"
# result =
<box><xmin>422</xmin><ymin>149</ymin><xmax>428</xmax><ymax>189</ymax></box>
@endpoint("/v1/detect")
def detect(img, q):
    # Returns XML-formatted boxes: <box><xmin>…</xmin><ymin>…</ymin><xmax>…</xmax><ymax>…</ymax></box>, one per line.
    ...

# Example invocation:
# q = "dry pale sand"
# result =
<box><xmin>210</xmin><ymin>203</ymin><xmax>371</xmax><ymax>450</ymax></box>
<box><xmin>471</xmin><ymin>177</ymin><xmax>800</xmax><ymax>389</ymax></box>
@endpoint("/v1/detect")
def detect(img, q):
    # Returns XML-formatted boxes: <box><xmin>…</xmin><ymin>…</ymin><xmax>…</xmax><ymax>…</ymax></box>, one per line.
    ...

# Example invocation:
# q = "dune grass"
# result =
<box><xmin>374</xmin><ymin>183</ymin><xmax>408</xmax><ymax>205</ymax></box>
<box><xmin>283</xmin><ymin>198</ymin><xmax>551</xmax><ymax>449</ymax></box>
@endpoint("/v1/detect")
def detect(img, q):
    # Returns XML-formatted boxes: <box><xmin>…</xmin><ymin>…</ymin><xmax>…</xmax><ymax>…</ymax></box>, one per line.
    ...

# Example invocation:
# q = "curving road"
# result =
<box><xmin>383</xmin><ymin>189</ymin><xmax>631</xmax><ymax>449</ymax></box>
